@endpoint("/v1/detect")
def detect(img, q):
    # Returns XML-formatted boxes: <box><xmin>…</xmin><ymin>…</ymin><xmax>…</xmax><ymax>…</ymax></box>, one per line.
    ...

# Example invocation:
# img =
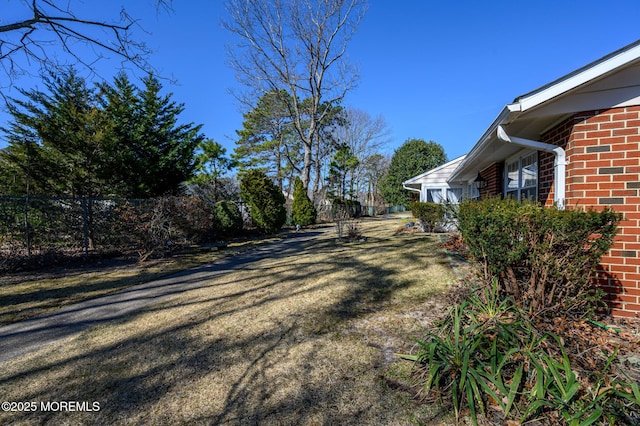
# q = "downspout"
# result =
<box><xmin>402</xmin><ymin>183</ymin><xmax>422</xmax><ymax>201</ymax></box>
<box><xmin>497</xmin><ymin>125</ymin><xmax>567</xmax><ymax>210</ymax></box>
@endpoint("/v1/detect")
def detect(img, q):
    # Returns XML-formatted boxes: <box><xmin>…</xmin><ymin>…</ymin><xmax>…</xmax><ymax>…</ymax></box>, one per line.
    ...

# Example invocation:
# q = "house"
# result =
<box><xmin>443</xmin><ymin>39</ymin><xmax>640</xmax><ymax>318</ymax></box>
<box><xmin>402</xmin><ymin>155</ymin><xmax>467</xmax><ymax>204</ymax></box>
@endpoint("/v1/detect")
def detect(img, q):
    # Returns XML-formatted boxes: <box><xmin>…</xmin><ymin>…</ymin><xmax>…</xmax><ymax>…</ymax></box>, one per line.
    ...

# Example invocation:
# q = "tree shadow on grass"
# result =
<box><xmin>0</xmin><ymin>223</ymin><xmax>454</xmax><ymax>424</ymax></box>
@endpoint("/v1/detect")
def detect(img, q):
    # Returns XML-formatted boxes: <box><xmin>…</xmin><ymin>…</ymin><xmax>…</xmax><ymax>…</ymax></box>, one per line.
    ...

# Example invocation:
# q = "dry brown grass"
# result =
<box><xmin>0</xmin><ymin>236</ymin><xmax>283</xmax><ymax>326</ymax></box>
<box><xmin>0</xmin><ymin>215</ymin><xmax>460</xmax><ymax>425</ymax></box>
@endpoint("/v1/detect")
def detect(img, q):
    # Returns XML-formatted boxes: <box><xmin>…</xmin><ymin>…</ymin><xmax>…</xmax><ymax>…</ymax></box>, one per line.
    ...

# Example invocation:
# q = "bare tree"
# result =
<box><xmin>331</xmin><ymin>107</ymin><xmax>390</xmax><ymax>200</ymax></box>
<box><xmin>223</xmin><ymin>0</ymin><xmax>367</xmax><ymax>194</ymax></box>
<box><xmin>0</xmin><ymin>0</ymin><xmax>171</xmax><ymax>86</ymax></box>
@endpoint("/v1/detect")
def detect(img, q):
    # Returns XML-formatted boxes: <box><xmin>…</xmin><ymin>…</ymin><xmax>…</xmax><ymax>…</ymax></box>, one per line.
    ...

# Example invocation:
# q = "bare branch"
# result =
<box><xmin>224</xmin><ymin>0</ymin><xmax>368</xmax><ymax>192</ymax></box>
<box><xmin>0</xmin><ymin>0</ymin><xmax>173</xmax><ymax>87</ymax></box>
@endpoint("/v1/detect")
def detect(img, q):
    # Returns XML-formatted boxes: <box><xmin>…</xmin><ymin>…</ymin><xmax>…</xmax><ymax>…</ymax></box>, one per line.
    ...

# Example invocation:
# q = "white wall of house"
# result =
<box><xmin>403</xmin><ymin>155</ymin><xmax>467</xmax><ymax>204</ymax></box>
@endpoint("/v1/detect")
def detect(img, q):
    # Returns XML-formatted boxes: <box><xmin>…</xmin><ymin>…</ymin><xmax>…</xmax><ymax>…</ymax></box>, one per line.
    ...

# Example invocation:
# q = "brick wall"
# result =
<box><xmin>478</xmin><ymin>163</ymin><xmax>503</xmax><ymax>199</ymax></box>
<box><xmin>541</xmin><ymin>106</ymin><xmax>640</xmax><ymax>317</ymax></box>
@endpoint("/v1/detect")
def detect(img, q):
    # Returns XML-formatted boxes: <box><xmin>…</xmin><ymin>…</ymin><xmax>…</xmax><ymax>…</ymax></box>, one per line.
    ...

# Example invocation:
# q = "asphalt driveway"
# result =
<box><xmin>0</xmin><ymin>230</ymin><xmax>324</xmax><ymax>364</ymax></box>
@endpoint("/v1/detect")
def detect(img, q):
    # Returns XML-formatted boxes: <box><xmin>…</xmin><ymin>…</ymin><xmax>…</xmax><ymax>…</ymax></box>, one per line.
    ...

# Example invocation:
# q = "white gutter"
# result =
<box><xmin>497</xmin><ymin>125</ymin><xmax>567</xmax><ymax>210</ymax></box>
<box><xmin>403</xmin><ymin>183</ymin><xmax>422</xmax><ymax>197</ymax></box>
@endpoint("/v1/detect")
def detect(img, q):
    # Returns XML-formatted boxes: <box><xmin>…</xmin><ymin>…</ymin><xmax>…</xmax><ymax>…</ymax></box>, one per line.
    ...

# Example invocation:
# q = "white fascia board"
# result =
<box><xmin>515</xmin><ymin>44</ymin><xmax>640</xmax><ymax>112</ymax></box>
<box><xmin>449</xmin><ymin>107</ymin><xmax>513</xmax><ymax>181</ymax></box>
<box><xmin>403</xmin><ymin>155</ymin><xmax>467</xmax><ymax>185</ymax></box>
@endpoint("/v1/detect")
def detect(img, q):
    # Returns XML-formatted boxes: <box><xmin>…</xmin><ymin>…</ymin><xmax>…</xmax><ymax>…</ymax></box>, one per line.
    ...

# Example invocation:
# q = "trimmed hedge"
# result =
<box><xmin>457</xmin><ymin>197</ymin><xmax>621</xmax><ymax>317</ymax></box>
<box><xmin>239</xmin><ymin>170</ymin><xmax>286</xmax><ymax>234</ymax></box>
<box><xmin>291</xmin><ymin>177</ymin><xmax>316</xmax><ymax>226</ymax></box>
<box><xmin>409</xmin><ymin>201</ymin><xmax>444</xmax><ymax>232</ymax></box>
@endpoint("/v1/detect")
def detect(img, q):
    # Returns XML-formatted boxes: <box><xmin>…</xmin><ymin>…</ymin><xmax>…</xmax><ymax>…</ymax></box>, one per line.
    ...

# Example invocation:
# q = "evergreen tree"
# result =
<box><xmin>327</xmin><ymin>143</ymin><xmax>359</xmax><ymax>200</ymax></box>
<box><xmin>240</xmin><ymin>170</ymin><xmax>286</xmax><ymax>234</ymax></box>
<box><xmin>125</xmin><ymin>74</ymin><xmax>204</xmax><ymax>197</ymax></box>
<box><xmin>1</xmin><ymin>69</ymin><xmax>204</xmax><ymax>198</ymax></box>
<box><xmin>380</xmin><ymin>139</ymin><xmax>447</xmax><ymax>206</ymax></box>
<box><xmin>233</xmin><ymin>90</ymin><xmax>301</xmax><ymax>193</ymax></box>
<box><xmin>291</xmin><ymin>176</ymin><xmax>316</xmax><ymax>226</ymax></box>
<box><xmin>189</xmin><ymin>138</ymin><xmax>233</xmax><ymax>202</ymax></box>
<box><xmin>1</xmin><ymin>68</ymin><xmax>116</xmax><ymax>196</ymax></box>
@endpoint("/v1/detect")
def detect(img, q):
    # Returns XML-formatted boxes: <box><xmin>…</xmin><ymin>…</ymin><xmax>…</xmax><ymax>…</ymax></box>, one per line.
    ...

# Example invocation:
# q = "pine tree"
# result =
<box><xmin>127</xmin><ymin>74</ymin><xmax>204</xmax><ymax>197</ymax></box>
<box><xmin>1</xmin><ymin>68</ymin><xmax>116</xmax><ymax>197</ymax></box>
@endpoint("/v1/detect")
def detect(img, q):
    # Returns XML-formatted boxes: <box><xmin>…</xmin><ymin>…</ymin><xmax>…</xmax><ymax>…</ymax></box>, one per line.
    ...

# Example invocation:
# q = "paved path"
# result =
<box><xmin>0</xmin><ymin>230</ymin><xmax>325</xmax><ymax>364</ymax></box>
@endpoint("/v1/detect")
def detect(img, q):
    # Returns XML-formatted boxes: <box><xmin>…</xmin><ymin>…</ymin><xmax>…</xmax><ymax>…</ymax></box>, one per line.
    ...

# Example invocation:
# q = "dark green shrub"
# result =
<box><xmin>239</xmin><ymin>170</ymin><xmax>286</xmax><ymax>234</ymax></box>
<box><xmin>212</xmin><ymin>201</ymin><xmax>243</xmax><ymax>236</ymax></box>
<box><xmin>457</xmin><ymin>197</ymin><xmax>621</xmax><ymax>316</ymax></box>
<box><xmin>291</xmin><ymin>177</ymin><xmax>316</xmax><ymax>226</ymax></box>
<box><xmin>409</xmin><ymin>201</ymin><xmax>444</xmax><ymax>232</ymax></box>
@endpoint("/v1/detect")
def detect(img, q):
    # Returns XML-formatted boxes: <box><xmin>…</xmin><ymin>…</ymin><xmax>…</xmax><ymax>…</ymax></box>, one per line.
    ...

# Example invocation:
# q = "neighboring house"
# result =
<box><xmin>444</xmin><ymin>39</ymin><xmax>640</xmax><ymax>318</ymax></box>
<box><xmin>403</xmin><ymin>155</ymin><xmax>467</xmax><ymax>204</ymax></box>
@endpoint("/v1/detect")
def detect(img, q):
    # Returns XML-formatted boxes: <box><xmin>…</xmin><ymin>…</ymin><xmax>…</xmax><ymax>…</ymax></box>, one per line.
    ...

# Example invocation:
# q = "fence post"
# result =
<box><xmin>82</xmin><ymin>197</ymin><xmax>89</xmax><ymax>260</ymax></box>
<box><xmin>24</xmin><ymin>195</ymin><xmax>31</xmax><ymax>257</ymax></box>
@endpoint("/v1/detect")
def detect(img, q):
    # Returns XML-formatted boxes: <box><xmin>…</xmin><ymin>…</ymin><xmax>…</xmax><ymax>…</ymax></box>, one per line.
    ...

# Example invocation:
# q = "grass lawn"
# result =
<box><xmin>0</xmin><ymin>235</ymin><xmax>285</xmax><ymax>326</ymax></box>
<box><xmin>0</xmin><ymin>215</ymin><xmax>461</xmax><ymax>425</ymax></box>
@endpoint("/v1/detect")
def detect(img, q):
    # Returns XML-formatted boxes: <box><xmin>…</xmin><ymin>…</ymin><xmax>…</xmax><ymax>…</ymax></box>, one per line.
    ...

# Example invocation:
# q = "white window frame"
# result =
<box><xmin>504</xmin><ymin>150</ymin><xmax>538</xmax><ymax>202</ymax></box>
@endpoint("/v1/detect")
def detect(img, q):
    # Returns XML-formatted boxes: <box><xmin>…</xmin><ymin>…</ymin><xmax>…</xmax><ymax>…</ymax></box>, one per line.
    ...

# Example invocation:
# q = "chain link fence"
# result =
<box><xmin>0</xmin><ymin>196</ymin><xmax>247</xmax><ymax>271</ymax></box>
<box><xmin>0</xmin><ymin>195</ymin><xmax>398</xmax><ymax>271</ymax></box>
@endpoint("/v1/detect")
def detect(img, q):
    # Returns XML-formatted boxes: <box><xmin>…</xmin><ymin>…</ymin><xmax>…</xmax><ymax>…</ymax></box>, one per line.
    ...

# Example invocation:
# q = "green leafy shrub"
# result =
<box><xmin>456</xmin><ymin>197</ymin><xmax>621</xmax><ymax>317</ymax></box>
<box><xmin>239</xmin><ymin>170</ymin><xmax>286</xmax><ymax>234</ymax></box>
<box><xmin>212</xmin><ymin>201</ymin><xmax>243</xmax><ymax>236</ymax></box>
<box><xmin>409</xmin><ymin>201</ymin><xmax>444</xmax><ymax>232</ymax></box>
<box><xmin>291</xmin><ymin>177</ymin><xmax>316</xmax><ymax>226</ymax></box>
<box><xmin>402</xmin><ymin>282</ymin><xmax>640</xmax><ymax>425</ymax></box>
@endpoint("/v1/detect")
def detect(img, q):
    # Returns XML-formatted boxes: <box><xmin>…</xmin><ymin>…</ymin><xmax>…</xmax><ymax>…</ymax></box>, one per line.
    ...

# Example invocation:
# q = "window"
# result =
<box><xmin>505</xmin><ymin>151</ymin><xmax>538</xmax><ymax>201</ymax></box>
<box><xmin>466</xmin><ymin>183</ymin><xmax>480</xmax><ymax>200</ymax></box>
<box><xmin>447</xmin><ymin>188</ymin><xmax>463</xmax><ymax>204</ymax></box>
<box><xmin>427</xmin><ymin>189</ymin><xmax>444</xmax><ymax>203</ymax></box>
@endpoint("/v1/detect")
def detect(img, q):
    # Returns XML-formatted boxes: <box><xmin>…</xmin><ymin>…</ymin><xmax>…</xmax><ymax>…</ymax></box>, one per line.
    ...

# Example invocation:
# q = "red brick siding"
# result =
<box><xmin>478</xmin><ymin>163</ymin><xmax>503</xmax><ymax>199</ymax></box>
<box><xmin>541</xmin><ymin>106</ymin><xmax>640</xmax><ymax>317</ymax></box>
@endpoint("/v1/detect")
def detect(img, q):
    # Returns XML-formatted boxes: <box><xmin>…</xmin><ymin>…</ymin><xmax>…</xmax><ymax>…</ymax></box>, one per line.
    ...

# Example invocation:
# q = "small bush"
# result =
<box><xmin>291</xmin><ymin>177</ymin><xmax>316</xmax><ymax>226</ymax></box>
<box><xmin>409</xmin><ymin>201</ymin><xmax>444</xmax><ymax>232</ymax></box>
<box><xmin>239</xmin><ymin>170</ymin><xmax>287</xmax><ymax>234</ymax></box>
<box><xmin>212</xmin><ymin>201</ymin><xmax>243</xmax><ymax>236</ymax></box>
<box><xmin>457</xmin><ymin>198</ymin><xmax>621</xmax><ymax>317</ymax></box>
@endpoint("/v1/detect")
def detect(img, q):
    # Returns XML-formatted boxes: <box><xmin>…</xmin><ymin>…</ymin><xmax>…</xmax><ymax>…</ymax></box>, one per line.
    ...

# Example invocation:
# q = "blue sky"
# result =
<box><xmin>2</xmin><ymin>1</ymin><xmax>640</xmax><ymax>162</ymax></box>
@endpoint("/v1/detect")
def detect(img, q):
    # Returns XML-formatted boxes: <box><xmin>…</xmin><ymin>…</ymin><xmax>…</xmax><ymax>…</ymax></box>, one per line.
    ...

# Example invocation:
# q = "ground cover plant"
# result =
<box><xmin>0</xmin><ymin>215</ymin><xmax>460</xmax><ymax>425</ymax></box>
<box><xmin>404</xmin><ymin>280</ymin><xmax>640</xmax><ymax>425</ymax></box>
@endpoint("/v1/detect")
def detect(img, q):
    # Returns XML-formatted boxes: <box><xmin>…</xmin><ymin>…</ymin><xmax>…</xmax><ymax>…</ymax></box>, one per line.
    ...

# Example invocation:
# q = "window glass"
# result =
<box><xmin>504</xmin><ymin>152</ymin><xmax>537</xmax><ymax>201</ymax></box>
<box><xmin>521</xmin><ymin>153</ymin><xmax>538</xmax><ymax>189</ymax></box>
<box><xmin>427</xmin><ymin>189</ymin><xmax>444</xmax><ymax>203</ymax></box>
<box><xmin>469</xmin><ymin>184</ymin><xmax>480</xmax><ymax>200</ymax></box>
<box><xmin>447</xmin><ymin>188</ymin><xmax>463</xmax><ymax>203</ymax></box>
<box><xmin>506</xmin><ymin>161</ymin><xmax>519</xmax><ymax>190</ymax></box>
